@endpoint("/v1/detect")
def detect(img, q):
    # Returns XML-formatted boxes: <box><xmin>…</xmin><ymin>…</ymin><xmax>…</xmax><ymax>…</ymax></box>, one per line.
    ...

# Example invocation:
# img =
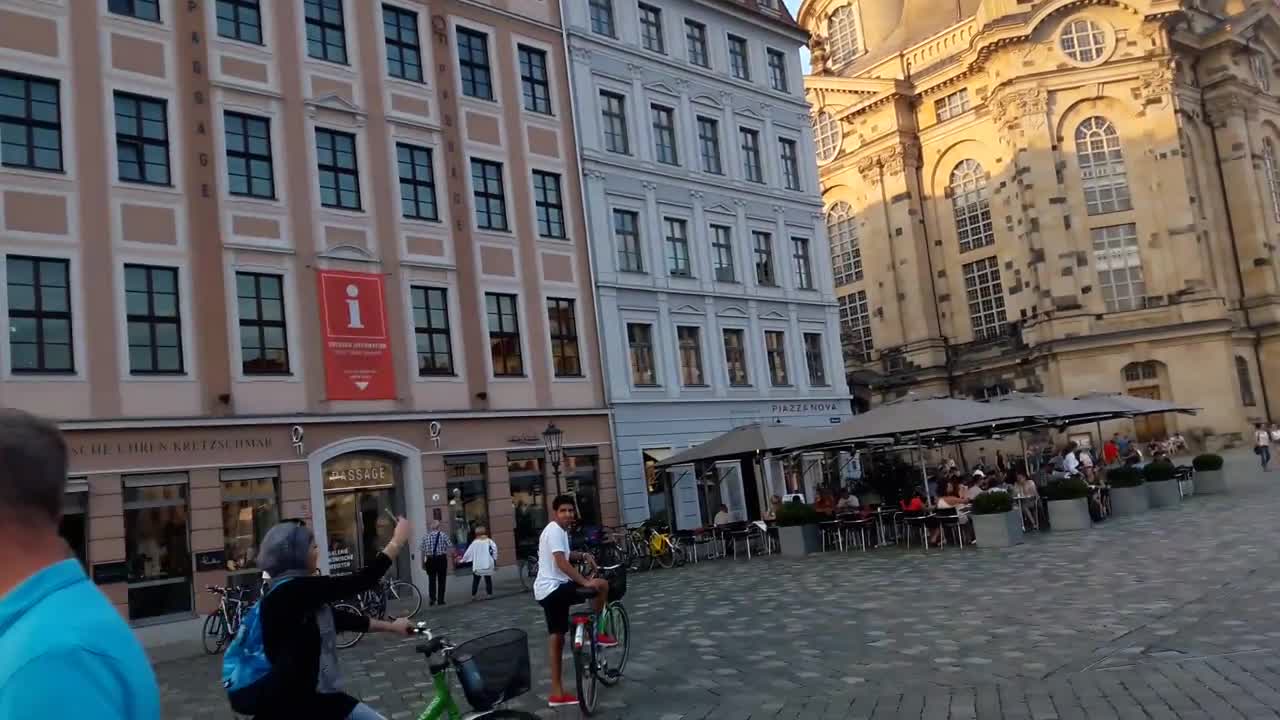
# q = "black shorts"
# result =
<box><xmin>538</xmin><ymin>581</ymin><xmax>579</xmax><ymax>635</ymax></box>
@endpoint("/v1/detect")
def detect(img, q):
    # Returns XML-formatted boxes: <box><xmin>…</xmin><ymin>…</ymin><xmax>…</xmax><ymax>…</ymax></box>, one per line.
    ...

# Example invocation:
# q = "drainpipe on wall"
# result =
<box><xmin>558</xmin><ymin>8</ymin><xmax>629</xmax><ymax>516</ymax></box>
<box><xmin>1197</xmin><ymin>57</ymin><xmax>1275</xmax><ymax>423</ymax></box>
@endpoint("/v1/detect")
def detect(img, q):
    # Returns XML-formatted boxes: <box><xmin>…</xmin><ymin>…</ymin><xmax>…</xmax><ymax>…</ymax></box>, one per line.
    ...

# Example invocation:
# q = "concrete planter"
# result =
<box><xmin>1110</xmin><ymin>485</ymin><xmax>1150</xmax><ymax>516</ymax></box>
<box><xmin>1147</xmin><ymin>480</ymin><xmax>1181</xmax><ymax>508</ymax></box>
<box><xmin>1197</xmin><ymin>469</ymin><xmax>1227</xmax><ymax>494</ymax></box>
<box><xmin>972</xmin><ymin>510</ymin><xmax>1023</xmax><ymax>548</ymax></box>
<box><xmin>1047</xmin><ymin>498</ymin><xmax>1092</xmax><ymax>531</ymax></box>
<box><xmin>777</xmin><ymin>524</ymin><xmax>821</xmax><ymax>557</ymax></box>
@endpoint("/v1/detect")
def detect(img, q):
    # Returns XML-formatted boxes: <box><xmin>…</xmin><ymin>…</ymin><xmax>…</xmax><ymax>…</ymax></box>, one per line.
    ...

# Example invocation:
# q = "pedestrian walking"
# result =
<box><xmin>0</xmin><ymin>409</ymin><xmax>160</xmax><ymax>719</ymax></box>
<box><xmin>420</xmin><ymin>520</ymin><xmax>453</xmax><ymax>605</ymax></box>
<box><xmin>1255</xmin><ymin>423</ymin><xmax>1272</xmax><ymax>471</ymax></box>
<box><xmin>460</xmin><ymin>526</ymin><xmax>497</xmax><ymax>600</ymax></box>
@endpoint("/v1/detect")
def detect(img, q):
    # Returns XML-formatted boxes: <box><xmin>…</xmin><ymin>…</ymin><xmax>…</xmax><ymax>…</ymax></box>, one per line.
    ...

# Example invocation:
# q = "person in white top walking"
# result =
<box><xmin>460</xmin><ymin>526</ymin><xmax>497</xmax><ymax>599</ymax></box>
<box><xmin>533</xmin><ymin>495</ymin><xmax>612</xmax><ymax>708</ymax></box>
<box><xmin>1255</xmin><ymin>423</ymin><xmax>1272</xmax><ymax>471</ymax></box>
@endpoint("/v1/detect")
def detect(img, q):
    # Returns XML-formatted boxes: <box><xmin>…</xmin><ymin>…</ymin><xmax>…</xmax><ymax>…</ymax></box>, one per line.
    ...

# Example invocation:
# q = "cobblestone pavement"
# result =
<box><xmin>159</xmin><ymin>452</ymin><xmax>1280</xmax><ymax>719</ymax></box>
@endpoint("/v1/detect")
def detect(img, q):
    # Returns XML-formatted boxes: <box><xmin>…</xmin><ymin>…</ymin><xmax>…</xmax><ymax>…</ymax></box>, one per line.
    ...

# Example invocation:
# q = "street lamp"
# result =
<box><xmin>543</xmin><ymin>422</ymin><xmax>565</xmax><ymax>494</ymax></box>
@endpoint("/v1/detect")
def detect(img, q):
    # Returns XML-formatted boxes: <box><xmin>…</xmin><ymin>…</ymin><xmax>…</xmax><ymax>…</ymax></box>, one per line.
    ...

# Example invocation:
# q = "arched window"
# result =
<box><xmin>1263</xmin><ymin>137</ymin><xmax>1280</xmax><ymax>224</ymax></box>
<box><xmin>1059</xmin><ymin>18</ymin><xmax>1108</xmax><ymax>64</ymax></box>
<box><xmin>1236</xmin><ymin>355</ymin><xmax>1257</xmax><ymax>407</ymax></box>
<box><xmin>827</xmin><ymin>6</ymin><xmax>862</xmax><ymax>66</ymax></box>
<box><xmin>950</xmin><ymin>159</ymin><xmax>995</xmax><ymax>253</ymax></box>
<box><xmin>813</xmin><ymin>112</ymin><xmax>842</xmax><ymax>164</ymax></box>
<box><xmin>826</xmin><ymin>202</ymin><xmax>862</xmax><ymax>285</ymax></box>
<box><xmin>1075</xmin><ymin>117</ymin><xmax>1132</xmax><ymax>215</ymax></box>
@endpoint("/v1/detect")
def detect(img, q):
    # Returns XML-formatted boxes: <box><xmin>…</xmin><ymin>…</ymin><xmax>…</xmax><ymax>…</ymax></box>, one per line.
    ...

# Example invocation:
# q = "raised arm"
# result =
<box><xmin>296</xmin><ymin>518</ymin><xmax>412</xmax><ymax>606</ymax></box>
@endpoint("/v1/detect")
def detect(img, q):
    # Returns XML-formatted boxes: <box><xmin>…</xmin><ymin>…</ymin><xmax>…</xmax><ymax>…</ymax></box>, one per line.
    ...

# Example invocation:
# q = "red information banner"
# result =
<box><xmin>317</xmin><ymin>270</ymin><xmax>396</xmax><ymax>401</ymax></box>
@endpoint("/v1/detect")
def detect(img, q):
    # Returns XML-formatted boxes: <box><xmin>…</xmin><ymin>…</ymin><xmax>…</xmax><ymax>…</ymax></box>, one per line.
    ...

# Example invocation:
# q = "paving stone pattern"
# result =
<box><xmin>159</xmin><ymin>452</ymin><xmax>1280</xmax><ymax>719</ymax></box>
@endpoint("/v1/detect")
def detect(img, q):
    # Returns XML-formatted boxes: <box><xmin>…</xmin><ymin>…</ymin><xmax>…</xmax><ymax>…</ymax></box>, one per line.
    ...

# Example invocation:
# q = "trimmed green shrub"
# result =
<box><xmin>1043</xmin><ymin>476</ymin><xmax>1090</xmax><ymax>501</ymax></box>
<box><xmin>1107</xmin><ymin>466</ymin><xmax>1145</xmax><ymax>488</ymax></box>
<box><xmin>1142</xmin><ymin>462</ymin><xmax>1176</xmax><ymax>483</ymax></box>
<box><xmin>1193</xmin><ymin>453</ymin><xmax>1224</xmax><ymax>471</ymax></box>
<box><xmin>972</xmin><ymin>491</ymin><xmax>1014</xmax><ymax>515</ymax></box>
<box><xmin>775</xmin><ymin>501</ymin><xmax>823</xmax><ymax>527</ymax></box>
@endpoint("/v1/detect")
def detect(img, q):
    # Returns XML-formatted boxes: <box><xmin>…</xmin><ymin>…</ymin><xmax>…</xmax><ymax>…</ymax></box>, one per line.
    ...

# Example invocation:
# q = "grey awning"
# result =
<box><xmin>654</xmin><ymin>423</ymin><xmax>822</xmax><ymax>468</ymax></box>
<box><xmin>784</xmin><ymin>395</ymin><xmax>1040</xmax><ymax>452</ymax></box>
<box><xmin>1073</xmin><ymin>392</ymin><xmax>1200</xmax><ymax>417</ymax></box>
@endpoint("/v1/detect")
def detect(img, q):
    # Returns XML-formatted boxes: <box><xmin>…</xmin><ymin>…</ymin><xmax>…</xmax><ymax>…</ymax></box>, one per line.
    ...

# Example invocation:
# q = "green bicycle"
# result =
<box><xmin>407</xmin><ymin>625</ymin><xmax>540</xmax><ymax>720</ymax></box>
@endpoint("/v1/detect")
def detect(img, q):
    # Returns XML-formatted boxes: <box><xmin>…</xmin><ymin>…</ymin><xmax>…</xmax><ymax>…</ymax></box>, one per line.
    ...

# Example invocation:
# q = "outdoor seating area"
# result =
<box><xmin>636</xmin><ymin>392</ymin><xmax>1208</xmax><ymax>561</ymax></box>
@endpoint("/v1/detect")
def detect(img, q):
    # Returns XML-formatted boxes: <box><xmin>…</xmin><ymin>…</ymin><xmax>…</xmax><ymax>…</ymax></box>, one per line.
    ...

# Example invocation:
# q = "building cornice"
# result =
<box><xmin>57</xmin><ymin>407</ymin><xmax>613</xmax><ymax>432</ymax></box>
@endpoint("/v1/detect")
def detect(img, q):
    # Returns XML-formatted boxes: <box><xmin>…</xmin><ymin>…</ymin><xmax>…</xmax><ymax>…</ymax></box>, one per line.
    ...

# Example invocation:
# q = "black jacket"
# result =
<box><xmin>253</xmin><ymin>552</ymin><xmax>391</xmax><ymax>719</ymax></box>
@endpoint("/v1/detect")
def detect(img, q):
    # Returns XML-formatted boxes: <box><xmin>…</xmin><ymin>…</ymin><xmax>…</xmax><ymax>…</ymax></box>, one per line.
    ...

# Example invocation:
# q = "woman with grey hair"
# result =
<box><xmin>252</xmin><ymin>518</ymin><xmax>413</xmax><ymax>720</ymax></box>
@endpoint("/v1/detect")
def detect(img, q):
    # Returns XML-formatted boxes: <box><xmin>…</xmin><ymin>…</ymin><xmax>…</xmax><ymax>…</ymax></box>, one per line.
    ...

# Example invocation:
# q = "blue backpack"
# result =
<box><xmin>221</xmin><ymin>578</ymin><xmax>294</xmax><ymax>715</ymax></box>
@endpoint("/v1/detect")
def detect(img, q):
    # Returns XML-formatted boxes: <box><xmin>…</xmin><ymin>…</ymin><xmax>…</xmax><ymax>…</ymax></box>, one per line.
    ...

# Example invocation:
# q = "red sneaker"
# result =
<box><xmin>548</xmin><ymin>694</ymin><xmax>579</xmax><ymax>707</ymax></box>
<box><xmin>596</xmin><ymin>633</ymin><xmax>619</xmax><ymax>648</ymax></box>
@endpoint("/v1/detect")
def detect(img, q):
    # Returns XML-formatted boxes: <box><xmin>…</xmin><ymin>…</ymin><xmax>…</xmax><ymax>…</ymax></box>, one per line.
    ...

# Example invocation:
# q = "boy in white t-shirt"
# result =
<box><xmin>533</xmin><ymin>495</ymin><xmax>612</xmax><ymax>708</ymax></box>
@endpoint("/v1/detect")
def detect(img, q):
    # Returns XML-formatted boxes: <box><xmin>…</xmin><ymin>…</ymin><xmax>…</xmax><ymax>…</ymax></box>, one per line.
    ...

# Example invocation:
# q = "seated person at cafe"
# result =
<box><xmin>814</xmin><ymin>490</ymin><xmax>836</xmax><ymax>516</ymax></box>
<box><xmin>964</xmin><ymin>473</ymin><xmax>985</xmax><ymax>501</ymax></box>
<box><xmin>713</xmin><ymin>504</ymin><xmax>732</xmax><ymax>526</ymax></box>
<box><xmin>835</xmin><ymin>489</ymin><xmax>859</xmax><ymax>512</ymax></box>
<box><xmin>900</xmin><ymin>492</ymin><xmax>926</xmax><ymax>512</ymax></box>
<box><xmin>1103</xmin><ymin>436</ymin><xmax>1120</xmax><ymax>466</ymax></box>
<box><xmin>932</xmin><ymin>488</ymin><xmax>970</xmax><ymax>545</ymax></box>
<box><xmin>1061</xmin><ymin>443</ymin><xmax>1082</xmax><ymax>477</ymax></box>
<box><xmin>1011</xmin><ymin>470</ymin><xmax>1039</xmax><ymax>530</ymax></box>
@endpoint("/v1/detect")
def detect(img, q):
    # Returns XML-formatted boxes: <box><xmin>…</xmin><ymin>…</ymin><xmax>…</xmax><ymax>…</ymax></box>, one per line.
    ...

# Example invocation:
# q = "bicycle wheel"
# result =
<box><xmin>385</xmin><ymin>580</ymin><xmax>422</xmax><ymax>620</ymax></box>
<box><xmin>673</xmin><ymin>542</ymin><xmax>687</xmax><ymax>567</ymax></box>
<box><xmin>201</xmin><ymin>612</ymin><xmax>225</xmax><ymax>655</ymax></box>
<box><xmin>573</xmin><ymin>634</ymin><xmax>599</xmax><ymax>716</ymax></box>
<box><xmin>518</xmin><ymin>555</ymin><xmax>537</xmax><ymax>591</ymax></box>
<box><xmin>654</xmin><ymin>541</ymin><xmax>676</xmax><ymax>569</ymax></box>
<box><xmin>598</xmin><ymin>602</ymin><xmax>630</xmax><ymax>686</ymax></box>
<box><xmin>333</xmin><ymin>602</ymin><xmax>365</xmax><ymax>649</ymax></box>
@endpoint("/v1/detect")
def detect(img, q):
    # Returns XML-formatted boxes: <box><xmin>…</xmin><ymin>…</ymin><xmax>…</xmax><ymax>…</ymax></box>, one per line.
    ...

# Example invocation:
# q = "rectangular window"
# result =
<box><xmin>485</xmin><ymin>293</ymin><xmax>523</xmax><ymax>376</ymax></box>
<box><xmin>533</xmin><ymin>171</ymin><xmax>566</xmax><ymax>239</ymax></box>
<box><xmin>564</xmin><ymin>450</ymin><xmax>601</xmax><ymax>527</ymax></box>
<box><xmin>767</xmin><ymin>49</ymin><xmax>789</xmax><ymax>92</ymax></box>
<box><xmin>780</xmin><ymin>138</ymin><xmax>801</xmax><ymax>190</ymax></box>
<box><xmin>216</xmin><ymin>0</ymin><xmax>262</xmax><ymax>44</ymax></box>
<box><xmin>740</xmin><ymin>128</ymin><xmax>762</xmax><ymax>183</ymax></box>
<box><xmin>639</xmin><ymin>3</ymin><xmax>665</xmax><ymax>53</ymax></box>
<box><xmin>935</xmin><ymin>88</ymin><xmax>970</xmax><ymax>122</ymax></box>
<box><xmin>677</xmin><ymin>326</ymin><xmax>704</xmax><ymax>386</ymax></box>
<box><xmin>125</xmin><ymin>264</ymin><xmax>183</xmax><ymax>375</ymax></box>
<box><xmin>396</xmin><ymin>142</ymin><xmax>438</xmax><ymax>221</ymax></box>
<box><xmin>305</xmin><ymin>0</ymin><xmax>347</xmax><ymax>63</ymax></box>
<box><xmin>507</xmin><ymin>453</ymin><xmax>546</xmax><ymax>554</ymax></box>
<box><xmin>1091</xmin><ymin>224</ymin><xmax>1147</xmax><ymax>313</ymax></box>
<box><xmin>627</xmin><ymin>323</ymin><xmax>657</xmax><ymax>386</ymax></box>
<box><xmin>792</xmin><ymin>237</ymin><xmax>813</xmax><ymax>289</ymax></box>
<box><xmin>696</xmin><ymin>116</ymin><xmax>722</xmax><ymax>174</ymax></box>
<box><xmin>224</xmin><ymin>112</ymin><xmax>274</xmax><ymax>199</ymax></box>
<box><xmin>547</xmin><ymin>297</ymin><xmax>582</xmax><ymax>377</ymax></box>
<box><xmin>829</xmin><ymin>211</ymin><xmax>863</xmax><ymax>285</ymax></box>
<box><xmin>838</xmin><ymin>290</ymin><xmax>873</xmax><ymax>362</ymax></box>
<box><xmin>109</xmin><ymin>0</ymin><xmax>159</xmax><ymax>22</ymax></box>
<box><xmin>61</xmin><ymin>484</ymin><xmax>88</xmax><ymax>568</ymax></box>
<box><xmin>220</xmin><ymin>469</ymin><xmax>279</xmax><ymax>581</ymax></box>
<box><xmin>614</xmin><ymin>209</ymin><xmax>644</xmax><ymax>272</ymax></box>
<box><xmin>457</xmin><ymin>27</ymin><xmax>494</xmax><ymax>101</ymax></box>
<box><xmin>470</xmin><ymin>158</ymin><xmax>508</xmax><ymax>231</ymax></box>
<box><xmin>753</xmin><ymin>231</ymin><xmax>775</xmax><ymax>286</ymax></box>
<box><xmin>962</xmin><ymin>256</ymin><xmax>1008</xmax><ymax>341</ymax></box>
<box><xmin>411</xmin><ymin>286</ymin><xmax>453</xmax><ymax>375</ymax></box>
<box><xmin>711</xmin><ymin>224</ymin><xmax>735</xmax><ymax>282</ymax></box>
<box><xmin>382</xmin><ymin>4</ymin><xmax>423</xmax><ymax>82</ymax></box>
<box><xmin>589</xmin><ymin>0</ymin><xmax>616</xmax><ymax>37</ymax></box>
<box><xmin>235</xmin><ymin>272</ymin><xmax>289</xmax><ymax>374</ymax></box>
<box><xmin>1237</xmin><ymin>356</ymin><xmax>1257</xmax><ymax>407</ymax></box>
<box><xmin>124</xmin><ymin>475</ymin><xmax>192</xmax><ymax>621</ymax></box>
<box><xmin>664</xmin><ymin>218</ymin><xmax>691</xmax><ymax>277</ymax></box>
<box><xmin>445</xmin><ymin>457</ymin><xmax>490</xmax><ymax>564</ymax></box>
<box><xmin>0</xmin><ymin>72</ymin><xmax>62</xmax><ymax>172</ymax></box>
<box><xmin>519</xmin><ymin>45</ymin><xmax>552</xmax><ymax>115</ymax></box>
<box><xmin>685</xmin><ymin>20</ymin><xmax>709</xmax><ymax>67</ymax></box>
<box><xmin>315</xmin><ymin>128</ymin><xmax>361</xmax><ymax>210</ymax></box>
<box><xmin>804</xmin><ymin>332</ymin><xmax>827</xmax><ymax>386</ymax></box>
<box><xmin>728</xmin><ymin>35</ymin><xmax>750</xmax><ymax>80</ymax></box>
<box><xmin>6</xmin><ymin>256</ymin><xmax>72</xmax><ymax>374</ymax></box>
<box><xmin>114</xmin><ymin>92</ymin><xmax>170</xmax><ymax>185</ymax></box>
<box><xmin>651</xmin><ymin>104</ymin><xmax>678</xmax><ymax>165</ymax></box>
<box><xmin>722</xmin><ymin>328</ymin><xmax>749</xmax><ymax>386</ymax></box>
<box><xmin>765</xmin><ymin>330</ymin><xmax>789</xmax><ymax>386</ymax></box>
<box><xmin>600</xmin><ymin>91</ymin><xmax>630</xmax><ymax>154</ymax></box>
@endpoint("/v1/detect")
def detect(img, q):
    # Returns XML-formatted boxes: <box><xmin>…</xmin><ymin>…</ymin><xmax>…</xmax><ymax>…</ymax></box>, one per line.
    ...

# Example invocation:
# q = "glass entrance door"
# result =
<box><xmin>322</xmin><ymin>453</ymin><xmax>406</xmax><ymax>580</ymax></box>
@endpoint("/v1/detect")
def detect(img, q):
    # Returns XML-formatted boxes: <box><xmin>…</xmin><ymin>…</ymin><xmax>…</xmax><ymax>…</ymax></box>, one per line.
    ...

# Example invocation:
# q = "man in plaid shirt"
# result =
<box><xmin>419</xmin><ymin>519</ymin><xmax>454</xmax><ymax>605</ymax></box>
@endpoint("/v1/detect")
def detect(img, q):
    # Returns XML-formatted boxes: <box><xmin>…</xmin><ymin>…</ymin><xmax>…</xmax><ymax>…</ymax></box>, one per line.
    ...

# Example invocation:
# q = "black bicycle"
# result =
<box><xmin>201</xmin><ymin>584</ymin><xmax>254</xmax><ymax>654</ymax></box>
<box><xmin>335</xmin><ymin>575</ymin><xmax>424</xmax><ymax>649</ymax></box>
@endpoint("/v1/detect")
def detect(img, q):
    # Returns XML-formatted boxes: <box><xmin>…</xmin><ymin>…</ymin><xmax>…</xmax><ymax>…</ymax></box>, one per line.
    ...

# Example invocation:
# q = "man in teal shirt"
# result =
<box><xmin>0</xmin><ymin>409</ymin><xmax>160</xmax><ymax>719</ymax></box>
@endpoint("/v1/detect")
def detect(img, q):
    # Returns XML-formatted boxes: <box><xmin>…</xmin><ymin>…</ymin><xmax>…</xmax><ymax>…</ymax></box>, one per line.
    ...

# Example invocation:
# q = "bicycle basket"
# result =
<box><xmin>450</xmin><ymin>628</ymin><xmax>531</xmax><ymax>711</ymax></box>
<box><xmin>603</xmin><ymin>565</ymin><xmax>627</xmax><ymax>602</ymax></box>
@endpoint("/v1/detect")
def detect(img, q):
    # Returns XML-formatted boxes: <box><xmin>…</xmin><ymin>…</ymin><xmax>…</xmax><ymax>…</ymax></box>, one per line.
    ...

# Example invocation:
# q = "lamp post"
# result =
<box><xmin>543</xmin><ymin>422</ymin><xmax>565</xmax><ymax>494</ymax></box>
